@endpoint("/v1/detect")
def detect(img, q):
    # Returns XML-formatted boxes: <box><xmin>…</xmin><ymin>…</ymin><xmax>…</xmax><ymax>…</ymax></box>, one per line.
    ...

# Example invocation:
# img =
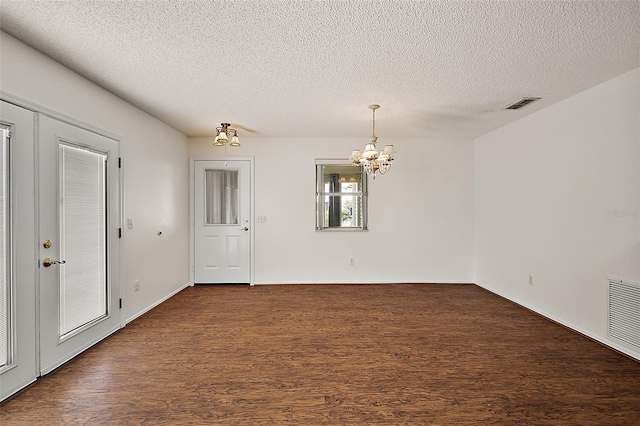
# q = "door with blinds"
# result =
<box><xmin>0</xmin><ymin>101</ymin><xmax>37</xmax><ymax>401</ymax></box>
<box><xmin>193</xmin><ymin>159</ymin><xmax>251</xmax><ymax>284</ymax></box>
<box><xmin>38</xmin><ymin>115</ymin><xmax>121</xmax><ymax>375</ymax></box>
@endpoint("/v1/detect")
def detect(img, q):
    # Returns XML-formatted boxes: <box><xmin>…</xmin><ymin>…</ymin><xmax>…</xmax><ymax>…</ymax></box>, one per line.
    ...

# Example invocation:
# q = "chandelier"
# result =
<box><xmin>213</xmin><ymin>123</ymin><xmax>240</xmax><ymax>147</ymax></box>
<box><xmin>349</xmin><ymin>104</ymin><xmax>396</xmax><ymax>178</ymax></box>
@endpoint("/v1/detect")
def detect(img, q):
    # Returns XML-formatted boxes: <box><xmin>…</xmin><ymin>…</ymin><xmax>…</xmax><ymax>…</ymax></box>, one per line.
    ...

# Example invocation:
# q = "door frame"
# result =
<box><xmin>0</xmin><ymin>91</ymin><xmax>126</xmax><ymax>369</ymax></box>
<box><xmin>190</xmin><ymin>157</ymin><xmax>255</xmax><ymax>286</ymax></box>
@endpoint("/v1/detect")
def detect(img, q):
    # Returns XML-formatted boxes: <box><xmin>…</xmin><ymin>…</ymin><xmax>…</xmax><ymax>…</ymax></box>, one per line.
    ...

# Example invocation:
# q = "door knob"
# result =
<box><xmin>43</xmin><ymin>257</ymin><xmax>66</xmax><ymax>267</ymax></box>
<box><xmin>239</xmin><ymin>227</ymin><xmax>249</xmax><ymax>231</ymax></box>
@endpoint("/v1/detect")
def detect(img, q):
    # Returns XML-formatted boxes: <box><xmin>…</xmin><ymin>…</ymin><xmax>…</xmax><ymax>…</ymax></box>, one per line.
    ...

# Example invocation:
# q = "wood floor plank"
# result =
<box><xmin>2</xmin><ymin>284</ymin><xmax>639</xmax><ymax>425</ymax></box>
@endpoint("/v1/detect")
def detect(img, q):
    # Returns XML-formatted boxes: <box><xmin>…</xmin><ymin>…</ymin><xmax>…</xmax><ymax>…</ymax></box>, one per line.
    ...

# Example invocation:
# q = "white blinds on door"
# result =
<box><xmin>0</xmin><ymin>128</ymin><xmax>8</xmax><ymax>367</ymax></box>
<box><xmin>58</xmin><ymin>144</ymin><xmax>108</xmax><ymax>337</ymax></box>
<box><xmin>205</xmin><ymin>170</ymin><xmax>239</xmax><ymax>225</ymax></box>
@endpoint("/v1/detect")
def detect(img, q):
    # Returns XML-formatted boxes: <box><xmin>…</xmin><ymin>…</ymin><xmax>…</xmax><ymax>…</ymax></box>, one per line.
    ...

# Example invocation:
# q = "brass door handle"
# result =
<box><xmin>43</xmin><ymin>257</ymin><xmax>66</xmax><ymax>267</ymax></box>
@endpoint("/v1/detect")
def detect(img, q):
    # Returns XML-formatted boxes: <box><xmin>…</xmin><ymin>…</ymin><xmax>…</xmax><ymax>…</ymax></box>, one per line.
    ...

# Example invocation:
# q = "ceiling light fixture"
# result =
<box><xmin>213</xmin><ymin>123</ymin><xmax>240</xmax><ymax>147</ymax></box>
<box><xmin>349</xmin><ymin>104</ymin><xmax>396</xmax><ymax>178</ymax></box>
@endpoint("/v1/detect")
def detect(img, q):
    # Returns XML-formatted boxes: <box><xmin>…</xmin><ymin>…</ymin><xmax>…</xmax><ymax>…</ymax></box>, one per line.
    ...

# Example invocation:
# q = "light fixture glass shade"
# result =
<box><xmin>213</xmin><ymin>133</ymin><xmax>225</xmax><ymax>146</ymax></box>
<box><xmin>363</xmin><ymin>144</ymin><xmax>379</xmax><ymax>160</ymax></box>
<box><xmin>229</xmin><ymin>134</ymin><xmax>240</xmax><ymax>147</ymax></box>
<box><xmin>218</xmin><ymin>130</ymin><xmax>228</xmax><ymax>143</ymax></box>
<box><xmin>350</xmin><ymin>150</ymin><xmax>362</xmax><ymax>163</ymax></box>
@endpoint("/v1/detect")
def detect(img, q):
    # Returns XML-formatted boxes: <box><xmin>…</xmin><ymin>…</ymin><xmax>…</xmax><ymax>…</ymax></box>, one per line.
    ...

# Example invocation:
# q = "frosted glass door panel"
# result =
<box><xmin>205</xmin><ymin>170</ymin><xmax>239</xmax><ymax>225</ymax></box>
<box><xmin>0</xmin><ymin>127</ymin><xmax>8</xmax><ymax>367</ymax></box>
<box><xmin>58</xmin><ymin>144</ymin><xmax>107</xmax><ymax>337</ymax></box>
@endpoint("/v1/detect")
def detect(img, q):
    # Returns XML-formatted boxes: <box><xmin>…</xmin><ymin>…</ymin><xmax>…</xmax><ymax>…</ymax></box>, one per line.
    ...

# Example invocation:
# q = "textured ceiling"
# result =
<box><xmin>1</xmin><ymin>1</ymin><xmax>639</xmax><ymax>139</ymax></box>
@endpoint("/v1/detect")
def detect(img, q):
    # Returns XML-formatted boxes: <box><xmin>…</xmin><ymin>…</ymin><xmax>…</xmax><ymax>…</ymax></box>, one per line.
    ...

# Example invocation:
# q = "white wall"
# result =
<box><xmin>0</xmin><ymin>32</ymin><xmax>191</xmax><ymax>321</ymax></box>
<box><xmin>190</xmin><ymin>136</ymin><xmax>475</xmax><ymax>284</ymax></box>
<box><xmin>474</xmin><ymin>68</ymin><xmax>640</xmax><ymax>360</ymax></box>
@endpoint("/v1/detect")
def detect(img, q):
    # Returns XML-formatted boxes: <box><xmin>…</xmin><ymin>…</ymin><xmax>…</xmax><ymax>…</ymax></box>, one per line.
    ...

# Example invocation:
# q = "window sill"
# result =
<box><xmin>315</xmin><ymin>228</ymin><xmax>368</xmax><ymax>232</ymax></box>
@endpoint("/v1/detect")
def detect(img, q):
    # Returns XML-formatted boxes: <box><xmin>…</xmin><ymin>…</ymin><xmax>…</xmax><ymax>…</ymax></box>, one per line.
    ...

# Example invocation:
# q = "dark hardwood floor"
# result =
<box><xmin>2</xmin><ymin>284</ymin><xmax>640</xmax><ymax>425</ymax></box>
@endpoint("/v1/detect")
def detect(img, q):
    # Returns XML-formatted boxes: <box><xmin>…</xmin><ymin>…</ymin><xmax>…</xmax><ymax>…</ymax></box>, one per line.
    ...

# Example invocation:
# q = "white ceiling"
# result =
<box><xmin>1</xmin><ymin>1</ymin><xmax>638</xmax><ymax>140</ymax></box>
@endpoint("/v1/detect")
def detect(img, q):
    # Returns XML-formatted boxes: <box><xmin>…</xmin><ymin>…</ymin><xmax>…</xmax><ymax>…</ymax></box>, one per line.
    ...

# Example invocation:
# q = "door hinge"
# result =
<box><xmin>119</xmin><ymin>228</ymin><xmax>122</xmax><ymax>238</ymax></box>
<box><xmin>119</xmin><ymin>298</ymin><xmax>122</xmax><ymax>309</ymax></box>
<box><xmin>118</xmin><ymin>157</ymin><xmax>122</xmax><ymax>168</ymax></box>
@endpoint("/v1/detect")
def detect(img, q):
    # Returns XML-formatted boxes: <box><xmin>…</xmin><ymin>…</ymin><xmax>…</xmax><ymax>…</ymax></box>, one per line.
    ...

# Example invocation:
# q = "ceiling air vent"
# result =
<box><xmin>505</xmin><ymin>97</ymin><xmax>541</xmax><ymax>110</ymax></box>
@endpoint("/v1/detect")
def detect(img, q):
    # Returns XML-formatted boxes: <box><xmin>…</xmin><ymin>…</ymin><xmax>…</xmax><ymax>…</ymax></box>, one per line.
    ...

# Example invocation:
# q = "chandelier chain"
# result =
<box><xmin>372</xmin><ymin>107</ymin><xmax>376</xmax><ymax>139</ymax></box>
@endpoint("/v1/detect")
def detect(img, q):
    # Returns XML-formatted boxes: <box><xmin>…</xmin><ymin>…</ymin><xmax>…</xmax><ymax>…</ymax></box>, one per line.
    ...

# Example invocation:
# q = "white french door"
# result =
<box><xmin>0</xmin><ymin>99</ymin><xmax>121</xmax><ymax>401</ymax></box>
<box><xmin>38</xmin><ymin>115</ymin><xmax>121</xmax><ymax>375</ymax></box>
<box><xmin>0</xmin><ymin>101</ymin><xmax>37</xmax><ymax>401</ymax></box>
<box><xmin>193</xmin><ymin>159</ymin><xmax>251</xmax><ymax>284</ymax></box>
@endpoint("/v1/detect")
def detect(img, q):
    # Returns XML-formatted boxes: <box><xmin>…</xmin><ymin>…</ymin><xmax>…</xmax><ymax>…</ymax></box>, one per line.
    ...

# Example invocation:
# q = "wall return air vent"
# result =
<box><xmin>608</xmin><ymin>278</ymin><xmax>640</xmax><ymax>352</ymax></box>
<box><xmin>505</xmin><ymin>97</ymin><xmax>541</xmax><ymax>110</ymax></box>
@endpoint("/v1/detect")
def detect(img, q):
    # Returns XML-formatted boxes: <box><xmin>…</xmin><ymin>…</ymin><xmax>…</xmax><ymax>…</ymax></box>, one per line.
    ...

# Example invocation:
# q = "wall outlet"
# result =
<box><xmin>349</xmin><ymin>258</ymin><xmax>355</xmax><ymax>266</ymax></box>
<box><xmin>257</xmin><ymin>216</ymin><xmax>267</xmax><ymax>223</ymax></box>
<box><xmin>134</xmin><ymin>279</ymin><xmax>140</xmax><ymax>292</ymax></box>
<box><xmin>528</xmin><ymin>275</ymin><xmax>533</xmax><ymax>286</ymax></box>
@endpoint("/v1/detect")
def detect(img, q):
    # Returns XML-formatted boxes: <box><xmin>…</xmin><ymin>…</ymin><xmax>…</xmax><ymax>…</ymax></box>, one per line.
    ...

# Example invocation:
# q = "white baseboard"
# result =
<box><xmin>476</xmin><ymin>282</ymin><xmax>640</xmax><ymax>362</ymax></box>
<box><xmin>254</xmin><ymin>281</ymin><xmax>474</xmax><ymax>285</ymax></box>
<box><xmin>125</xmin><ymin>282</ymin><xmax>191</xmax><ymax>324</ymax></box>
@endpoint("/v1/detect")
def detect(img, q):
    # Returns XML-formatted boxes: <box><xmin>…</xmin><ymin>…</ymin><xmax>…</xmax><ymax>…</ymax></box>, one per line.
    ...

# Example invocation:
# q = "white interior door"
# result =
<box><xmin>194</xmin><ymin>159</ymin><xmax>251</xmax><ymax>284</ymax></box>
<box><xmin>38</xmin><ymin>115</ymin><xmax>121</xmax><ymax>375</ymax></box>
<box><xmin>0</xmin><ymin>101</ymin><xmax>37</xmax><ymax>401</ymax></box>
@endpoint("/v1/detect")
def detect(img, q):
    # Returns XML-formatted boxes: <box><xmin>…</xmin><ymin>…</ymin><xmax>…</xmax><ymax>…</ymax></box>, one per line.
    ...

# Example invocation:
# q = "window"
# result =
<box><xmin>204</xmin><ymin>169</ymin><xmax>239</xmax><ymax>225</ymax></box>
<box><xmin>316</xmin><ymin>159</ymin><xmax>367</xmax><ymax>230</ymax></box>
<box><xmin>58</xmin><ymin>144</ymin><xmax>108</xmax><ymax>337</ymax></box>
